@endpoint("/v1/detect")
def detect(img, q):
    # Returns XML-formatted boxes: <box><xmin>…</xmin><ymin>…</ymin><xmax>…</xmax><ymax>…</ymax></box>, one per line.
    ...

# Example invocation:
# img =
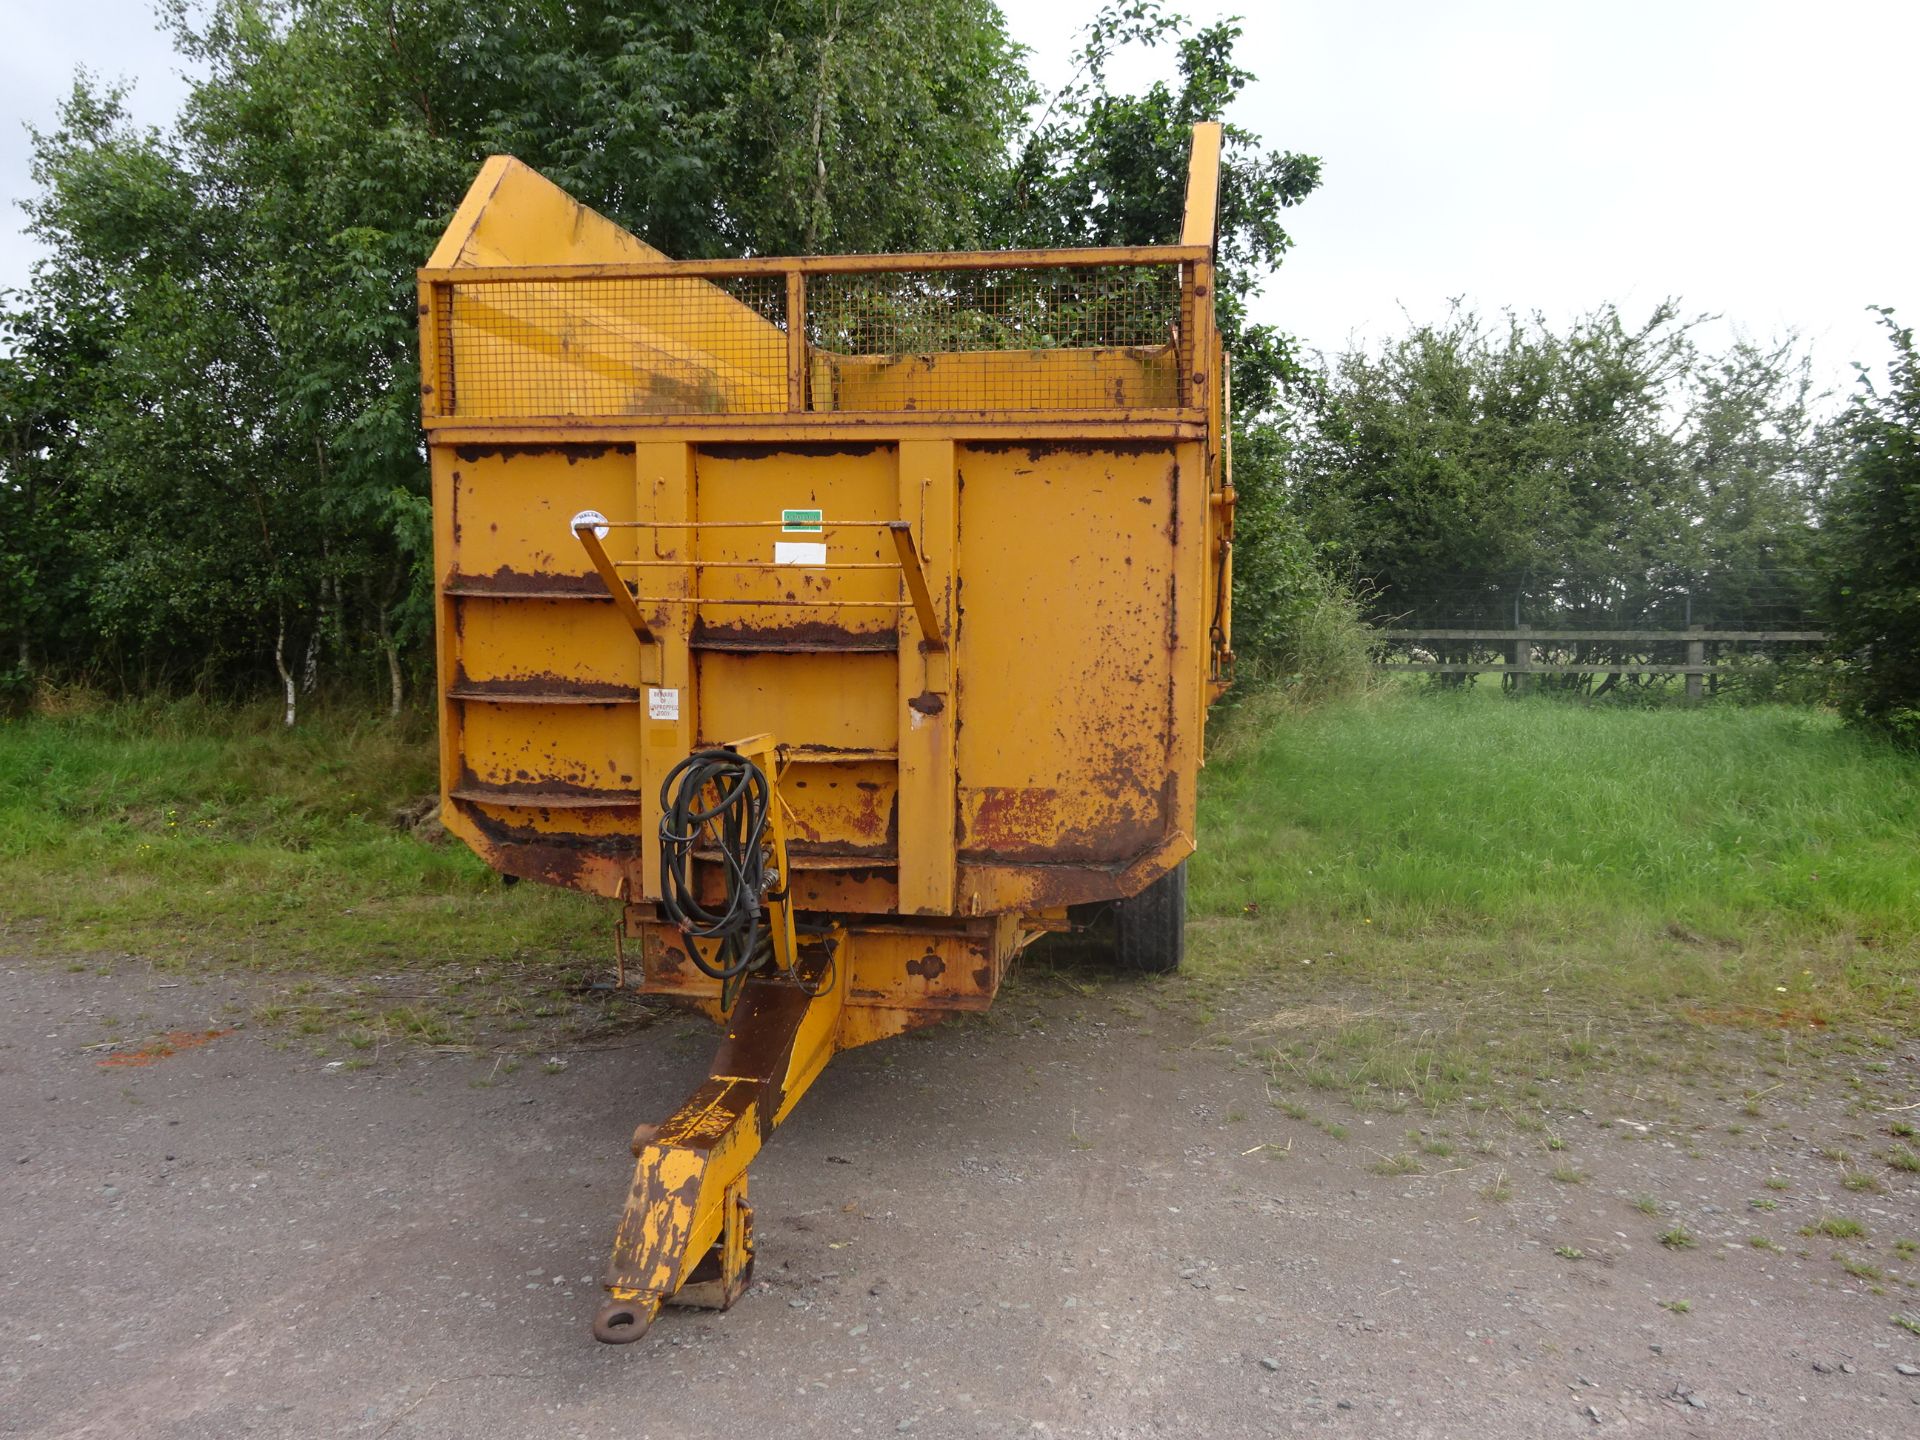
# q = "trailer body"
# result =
<box><xmin>420</xmin><ymin>126</ymin><xmax>1234</xmax><ymax>1339</ymax></box>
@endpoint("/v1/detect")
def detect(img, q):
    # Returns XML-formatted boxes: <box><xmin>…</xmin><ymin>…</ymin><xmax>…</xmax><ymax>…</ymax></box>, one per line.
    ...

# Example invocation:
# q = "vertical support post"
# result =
<box><xmin>1686</xmin><ymin>625</ymin><xmax>1706</xmax><ymax>704</ymax></box>
<box><xmin>1187</xmin><ymin>260</ymin><xmax>1216</xmax><ymax>415</ymax></box>
<box><xmin>786</xmin><ymin>270</ymin><xmax>807</xmax><ymax>413</ymax></box>
<box><xmin>1180</xmin><ymin>122</ymin><xmax>1223</xmax><ymax>248</ymax></box>
<box><xmin>429</xmin><ymin>444</ymin><xmax>463</xmax><ymax>817</ymax></box>
<box><xmin>416</xmin><ymin>280</ymin><xmax>456</xmax><ymax>420</ymax></box>
<box><xmin>1510</xmin><ymin>626</ymin><xmax>1532</xmax><ymax>696</ymax></box>
<box><xmin>895</xmin><ymin>440</ymin><xmax>956</xmax><ymax>916</ymax></box>
<box><xmin>416</xmin><ymin>281</ymin><xmax>443</xmax><ymax>420</ymax></box>
<box><xmin>1210</xmin><ymin>363</ymin><xmax>1236</xmax><ymax>686</ymax></box>
<box><xmin>1181</xmin><ymin>123</ymin><xmax>1223</xmax><ymax>421</ymax></box>
<box><xmin>1169</xmin><ymin>437</ymin><xmax>1208</xmax><ymax>846</ymax></box>
<box><xmin>636</xmin><ymin>443</ymin><xmax>697</xmax><ymax>904</ymax></box>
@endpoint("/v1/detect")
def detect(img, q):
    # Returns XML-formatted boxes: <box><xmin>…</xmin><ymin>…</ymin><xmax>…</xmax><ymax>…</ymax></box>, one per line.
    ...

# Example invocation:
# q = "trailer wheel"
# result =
<box><xmin>1113</xmin><ymin>860</ymin><xmax>1187</xmax><ymax>974</ymax></box>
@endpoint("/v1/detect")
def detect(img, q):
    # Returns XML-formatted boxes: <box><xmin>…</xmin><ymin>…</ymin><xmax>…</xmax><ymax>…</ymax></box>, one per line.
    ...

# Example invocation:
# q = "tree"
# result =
<box><xmin>995</xmin><ymin>4</ymin><xmax>1334</xmax><ymax>681</ymax></box>
<box><xmin>4</xmin><ymin>0</ymin><xmax>1031</xmax><ymax>713</ymax></box>
<box><xmin>1825</xmin><ymin>309</ymin><xmax>1920</xmax><ymax>745</ymax></box>
<box><xmin>1275</xmin><ymin>305</ymin><xmax>1835</xmax><ymax>693</ymax></box>
<box><xmin>7</xmin><ymin>2</ymin><xmax>1341</xmax><ymax>707</ymax></box>
<box><xmin>10</xmin><ymin>80</ymin><xmax>319</xmax><ymax>700</ymax></box>
<box><xmin>1288</xmin><ymin>307</ymin><xmax>1827</xmax><ymax>619</ymax></box>
<box><xmin>1677</xmin><ymin>337</ymin><xmax>1828</xmax><ymax>629</ymax></box>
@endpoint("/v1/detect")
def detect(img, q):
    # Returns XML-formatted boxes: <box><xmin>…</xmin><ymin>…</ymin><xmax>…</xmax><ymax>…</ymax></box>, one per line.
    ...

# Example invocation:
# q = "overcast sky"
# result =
<box><xmin>6</xmin><ymin>1</ymin><xmax>1916</xmax><ymax>396</ymax></box>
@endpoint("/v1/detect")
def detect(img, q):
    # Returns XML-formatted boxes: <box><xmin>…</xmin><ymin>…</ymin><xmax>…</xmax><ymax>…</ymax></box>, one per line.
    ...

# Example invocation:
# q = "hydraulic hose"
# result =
<box><xmin>657</xmin><ymin>749</ymin><xmax>777</xmax><ymax>980</ymax></box>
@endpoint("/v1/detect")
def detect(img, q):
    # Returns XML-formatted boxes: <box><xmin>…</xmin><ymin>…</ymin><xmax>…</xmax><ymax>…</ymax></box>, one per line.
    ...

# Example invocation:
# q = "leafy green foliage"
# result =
<box><xmin>1824</xmin><ymin>310</ymin><xmax>1920</xmax><ymax>746</ymax></box>
<box><xmin>1269</xmin><ymin>304</ymin><xmax>1830</xmax><ymax>694</ymax></box>
<box><xmin>1292</xmin><ymin>305</ymin><xmax>1827</xmax><ymax>623</ymax></box>
<box><xmin>993</xmin><ymin>4</ymin><xmax>1339</xmax><ymax>682</ymax></box>
<box><xmin>3</xmin><ymin>2</ymin><xmax>1348</xmax><ymax>710</ymax></box>
<box><xmin>1225</xmin><ymin>422</ymin><xmax>1373</xmax><ymax>692</ymax></box>
<box><xmin>2</xmin><ymin>0</ymin><xmax>1032</xmax><ymax>705</ymax></box>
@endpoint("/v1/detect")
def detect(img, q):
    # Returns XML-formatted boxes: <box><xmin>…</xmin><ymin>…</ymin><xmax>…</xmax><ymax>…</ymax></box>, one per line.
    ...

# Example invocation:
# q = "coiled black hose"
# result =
<box><xmin>657</xmin><ymin>749</ymin><xmax>777</xmax><ymax>980</ymax></box>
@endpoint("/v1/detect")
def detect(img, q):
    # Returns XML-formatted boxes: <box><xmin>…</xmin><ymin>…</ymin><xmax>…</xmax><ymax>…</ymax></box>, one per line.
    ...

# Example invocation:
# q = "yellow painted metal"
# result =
<box><xmin>894</xmin><ymin>438</ymin><xmax>957</xmax><ymax>915</ymax></box>
<box><xmin>730</xmin><ymin>733</ymin><xmax>799</xmax><ymax>983</ymax></box>
<box><xmin>1181</xmin><ymin>121</ymin><xmax>1225</xmax><ymax>247</ymax></box>
<box><xmin>421</xmin><ymin>123</ymin><xmax>1234</xmax><ymax>1341</ymax></box>
<box><xmin>419</xmin><ymin>244</ymin><xmax>1209</xmax><ymax>283</ymax></box>
<box><xmin>823</xmin><ymin>346</ymin><xmax>1179</xmax><ymax>413</ymax></box>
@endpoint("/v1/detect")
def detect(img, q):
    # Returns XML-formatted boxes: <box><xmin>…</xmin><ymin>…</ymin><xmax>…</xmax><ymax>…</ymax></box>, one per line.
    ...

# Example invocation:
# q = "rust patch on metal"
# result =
<box><xmin>456</xmin><ymin>803</ymin><xmax>642</xmax><ymax>890</ymax></box>
<box><xmin>699</xmin><ymin>441</ymin><xmax>886</xmax><ymax>460</ymax></box>
<box><xmin>98</xmin><ymin>1029</ymin><xmax>233</xmax><ymax>1069</ymax></box>
<box><xmin>904</xmin><ymin>951</ymin><xmax>945</xmax><ymax>980</ymax></box>
<box><xmin>960</xmin><ymin>751</ymin><xmax>1173</xmax><ymax>863</ymax></box>
<box><xmin>962</xmin><ymin>439</ymin><xmax>1166</xmax><ymax>459</ymax></box>
<box><xmin>707</xmin><ymin>976</ymin><xmax>830</xmax><ymax>1141</ymax></box>
<box><xmin>690</xmin><ymin>617</ymin><xmax>897</xmax><ymax>653</ymax></box>
<box><xmin>452</xmin><ymin>766</ymin><xmax>644</xmax><ymax>804</ymax></box>
<box><xmin>453</xmin><ymin>442</ymin><xmax>624</xmax><ymax>464</ymax></box>
<box><xmin>966</xmin><ymin>786</ymin><xmax>1059</xmax><ymax>849</ymax></box>
<box><xmin>446</xmin><ymin>566</ymin><xmax>610</xmax><ymax>598</ymax></box>
<box><xmin>907</xmin><ymin>691</ymin><xmax>945</xmax><ymax>716</ymax></box>
<box><xmin>450</xmin><ymin>664</ymin><xmax>641</xmax><ymax>701</ymax></box>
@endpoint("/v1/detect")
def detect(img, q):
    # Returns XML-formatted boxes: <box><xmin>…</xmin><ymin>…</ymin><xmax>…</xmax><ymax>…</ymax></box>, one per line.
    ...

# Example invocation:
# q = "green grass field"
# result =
<box><xmin>0</xmin><ymin>698</ymin><xmax>601</xmax><ymax>978</ymax></box>
<box><xmin>1191</xmin><ymin>689</ymin><xmax>1919</xmax><ymax>1021</ymax></box>
<box><xmin>3</xmin><ymin>689</ymin><xmax>1915</xmax><ymax>1066</ymax></box>
<box><xmin>1169</xmin><ymin>687</ymin><xmax>1920</xmax><ymax>1113</ymax></box>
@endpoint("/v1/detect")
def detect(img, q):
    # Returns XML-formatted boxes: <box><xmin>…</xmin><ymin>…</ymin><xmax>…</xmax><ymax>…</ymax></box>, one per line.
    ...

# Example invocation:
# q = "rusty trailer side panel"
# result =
<box><xmin>431</xmin><ymin>431</ymin><xmax>1210</xmax><ymax>923</ymax></box>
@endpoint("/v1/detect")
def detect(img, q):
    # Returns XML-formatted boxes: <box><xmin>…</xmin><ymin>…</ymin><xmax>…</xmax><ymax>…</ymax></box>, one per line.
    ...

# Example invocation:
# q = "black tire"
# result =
<box><xmin>1113</xmin><ymin>860</ymin><xmax>1186</xmax><ymax>975</ymax></box>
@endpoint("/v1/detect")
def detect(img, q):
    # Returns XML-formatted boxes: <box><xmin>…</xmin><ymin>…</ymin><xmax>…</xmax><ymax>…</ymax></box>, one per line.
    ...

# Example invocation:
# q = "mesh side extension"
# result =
<box><xmin>806</xmin><ymin>265</ymin><xmax>1182</xmax><ymax>412</ymax></box>
<box><xmin>445</xmin><ymin>276</ymin><xmax>789</xmax><ymax>418</ymax></box>
<box><xmin>433</xmin><ymin>262</ymin><xmax>1190</xmax><ymax>418</ymax></box>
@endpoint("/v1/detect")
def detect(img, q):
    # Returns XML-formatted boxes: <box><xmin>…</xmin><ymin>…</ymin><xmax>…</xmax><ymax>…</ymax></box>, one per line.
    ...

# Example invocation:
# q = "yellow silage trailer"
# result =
<box><xmin>418</xmin><ymin>123</ymin><xmax>1236</xmax><ymax>1342</ymax></box>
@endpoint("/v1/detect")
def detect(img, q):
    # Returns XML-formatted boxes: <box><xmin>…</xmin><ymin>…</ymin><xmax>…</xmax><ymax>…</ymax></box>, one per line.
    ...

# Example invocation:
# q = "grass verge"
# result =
<box><xmin>1179</xmin><ymin>686</ymin><xmax>1920</xmax><ymax>1110</ymax></box>
<box><xmin>0</xmin><ymin>698</ymin><xmax>606</xmax><ymax>1006</ymax></box>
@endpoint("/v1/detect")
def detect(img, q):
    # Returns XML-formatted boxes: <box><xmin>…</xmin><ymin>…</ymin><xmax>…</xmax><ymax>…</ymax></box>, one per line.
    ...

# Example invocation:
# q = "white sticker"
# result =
<box><xmin>646</xmin><ymin>687</ymin><xmax>680</xmax><ymax>721</ymax></box>
<box><xmin>774</xmin><ymin>541</ymin><xmax>828</xmax><ymax>567</ymax></box>
<box><xmin>569</xmin><ymin>508</ymin><xmax>610</xmax><ymax>540</ymax></box>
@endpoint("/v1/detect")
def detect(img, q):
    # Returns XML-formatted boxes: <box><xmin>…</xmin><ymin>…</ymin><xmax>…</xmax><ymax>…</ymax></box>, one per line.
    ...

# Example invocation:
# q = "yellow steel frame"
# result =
<box><xmin>593</xmin><ymin>732</ymin><xmax>843</xmax><ymax>1343</ymax></box>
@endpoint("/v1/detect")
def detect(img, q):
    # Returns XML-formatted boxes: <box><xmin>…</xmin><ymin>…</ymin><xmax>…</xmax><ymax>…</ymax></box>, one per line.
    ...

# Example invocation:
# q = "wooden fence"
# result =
<box><xmin>1373</xmin><ymin>628</ymin><xmax>1829</xmax><ymax>700</ymax></box>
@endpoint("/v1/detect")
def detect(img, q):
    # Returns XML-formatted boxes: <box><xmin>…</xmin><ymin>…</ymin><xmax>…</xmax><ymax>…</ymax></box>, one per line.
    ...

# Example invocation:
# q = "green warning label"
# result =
<box><xmin>781</xmin><ymin>508</ymin><xmax>823</xmax><ymax>533</ymax></box>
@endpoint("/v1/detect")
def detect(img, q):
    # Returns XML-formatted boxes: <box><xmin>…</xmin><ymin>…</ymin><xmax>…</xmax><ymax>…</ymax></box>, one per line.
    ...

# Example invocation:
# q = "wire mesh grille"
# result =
<box><xmin>806</xmin><ymin>265</ymin><xmax>1182</xmax><ymax>412</ymax></box>
<box><xmin>445</xmin><ymin>276</ymin><xmax>789</xmax><ymax>418</ymax></box>
<box><xmin>433</xmin><ymin>262</ymin><xmax>1189</xmax><ymax>418</ymax></box>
